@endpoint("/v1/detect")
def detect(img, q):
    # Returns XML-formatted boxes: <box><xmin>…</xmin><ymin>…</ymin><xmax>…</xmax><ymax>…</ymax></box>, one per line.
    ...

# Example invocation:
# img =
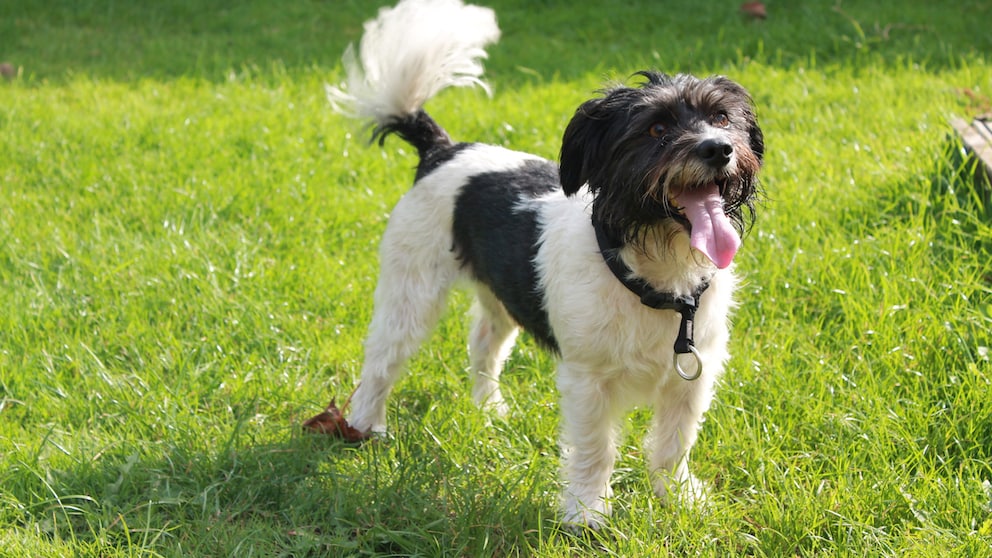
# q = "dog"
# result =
<box><xmin>322</xmin><ymin>0</ymin><xmax>763</xmax><ymax>528</ymax></box>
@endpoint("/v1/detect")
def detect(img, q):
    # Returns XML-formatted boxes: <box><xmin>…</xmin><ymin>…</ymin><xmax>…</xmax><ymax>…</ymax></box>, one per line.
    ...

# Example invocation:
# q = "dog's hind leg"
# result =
<box><xmin>468</xmin><ymin>287</ymin><xmax>519</xmax><ymax>416</ymax></box>
<box><xmin>345</xmin><ymin>214</ymin><xmax>460</xmax><ymax>434</ymax></box>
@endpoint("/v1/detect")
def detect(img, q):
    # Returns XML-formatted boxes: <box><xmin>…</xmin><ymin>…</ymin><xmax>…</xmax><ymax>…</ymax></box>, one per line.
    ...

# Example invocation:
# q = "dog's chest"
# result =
<box><xmin>536</xmin><ymin>210</ymin><xmax>733</xmax><ymax>388</ymax></box>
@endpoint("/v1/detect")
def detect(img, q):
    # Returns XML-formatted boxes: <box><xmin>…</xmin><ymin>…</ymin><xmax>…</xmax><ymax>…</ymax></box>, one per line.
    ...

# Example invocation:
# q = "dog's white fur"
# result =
<box><xmin>326</xmin><ymin>0</ymin><xmax>500</xmax><ymax>119</ymax></box>
<box><xmin>328</xmin><ymin>0</ymin><xmax>738</xmax><ymax>528</ymax></box>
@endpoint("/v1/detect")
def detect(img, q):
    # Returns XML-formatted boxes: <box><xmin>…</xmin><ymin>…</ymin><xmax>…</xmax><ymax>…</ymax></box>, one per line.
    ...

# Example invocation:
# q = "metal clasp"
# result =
<box><xmin>673</xmin><ymin>344</ymin><xmax>703</xmax><ymax>381</ymax></box>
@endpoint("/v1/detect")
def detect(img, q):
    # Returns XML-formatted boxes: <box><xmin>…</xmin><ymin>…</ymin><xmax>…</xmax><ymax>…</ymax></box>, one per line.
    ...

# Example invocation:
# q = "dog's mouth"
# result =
<box><xmin>668</xmin><ymin>179</ymin><xmax>741</xmax><ymax>269</ymax></box>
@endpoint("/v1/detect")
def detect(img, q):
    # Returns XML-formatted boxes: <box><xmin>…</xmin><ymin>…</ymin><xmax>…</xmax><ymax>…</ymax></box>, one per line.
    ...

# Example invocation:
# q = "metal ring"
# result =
<box><xmin>673</xmin><ymin>345</ymin><xmax>703</xmax><ymax>381</ymax></box>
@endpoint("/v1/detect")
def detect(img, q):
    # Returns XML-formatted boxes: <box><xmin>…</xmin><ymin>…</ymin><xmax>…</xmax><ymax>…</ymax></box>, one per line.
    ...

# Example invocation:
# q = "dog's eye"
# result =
<box><xmin>710</xmin><ymin>113</ymin><xmax>730</xmax><ymax>128</ymax></box>
<box><xmin>648</xmin><ymin>123</ymin><xmax>668</xmax><ymax>138</ymax></box>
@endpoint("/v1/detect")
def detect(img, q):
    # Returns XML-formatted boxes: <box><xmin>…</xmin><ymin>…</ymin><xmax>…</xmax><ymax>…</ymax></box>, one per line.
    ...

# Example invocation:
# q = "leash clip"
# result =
<box><xmin>671</xmin><ymin>305</ymin><xmax>703</xmax><ymax>381</ymax></box>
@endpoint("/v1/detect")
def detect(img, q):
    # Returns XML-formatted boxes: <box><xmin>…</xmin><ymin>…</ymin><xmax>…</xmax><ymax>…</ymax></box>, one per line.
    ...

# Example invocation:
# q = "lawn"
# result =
<box><xmin>1</xmin><ymin>0</ymin><xmax>991</xmax><ymax>556</ymax></box>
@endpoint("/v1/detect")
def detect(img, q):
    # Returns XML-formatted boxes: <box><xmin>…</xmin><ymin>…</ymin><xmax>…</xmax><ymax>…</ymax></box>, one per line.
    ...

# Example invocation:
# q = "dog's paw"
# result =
<box><xmin>479</xmin><ymin>395</ymin><xmax>510</xmax><ymax>418</ymax></box>
<box><xmin>654</xmin><ymin>473</ymin><xmax>710</xmax><ymax>508</ymax></box>
<box><xmin>562</xmin><ymin>494</ymin><xmax>612</xmax><ymax>530</ymax></box>
<box><xmin>562</xmin><ymin>510</ymin><xmax>609</xmax><ymax>531</ymax></box>
<box><xmin>472</xmin><ymin>384</ymin><xmax>510</xmax><ymax>418</ymax></box>
<box><xmin>343</xmin><ymin>406</ymin><xmax>387</xmax><ymax>436</ymax></box>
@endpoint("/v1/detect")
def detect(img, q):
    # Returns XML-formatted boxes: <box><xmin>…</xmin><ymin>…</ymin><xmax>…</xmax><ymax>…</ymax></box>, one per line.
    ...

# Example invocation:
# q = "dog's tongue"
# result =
<box><xmin>676</xmin><ymin>184</ymin><xmax>740</xmax><ymax>269</ymax></box>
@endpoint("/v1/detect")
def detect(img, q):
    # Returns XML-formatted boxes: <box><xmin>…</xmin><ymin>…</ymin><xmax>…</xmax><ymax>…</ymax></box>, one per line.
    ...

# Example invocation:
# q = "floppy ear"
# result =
<box><xmin>716</xmin><ymin>76</ymin><xmax>764</xmax><ymax>165</ymax></box>
<box><xmin>748</xmin><ymin>114</ymin><xmax>765</xmax><ymax>164</ymax></box>
<box><xmin>559</xmin><ymin>98</ymin><xmax>609</xmax><ymax>196</ymax></box>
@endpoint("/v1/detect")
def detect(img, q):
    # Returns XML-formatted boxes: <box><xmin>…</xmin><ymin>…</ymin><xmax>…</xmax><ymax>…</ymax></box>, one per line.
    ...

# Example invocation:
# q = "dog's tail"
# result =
<box><xmin>326</xmin><ymin>0</ymin><xmax>500</xmax><ymax>157</ymax></box>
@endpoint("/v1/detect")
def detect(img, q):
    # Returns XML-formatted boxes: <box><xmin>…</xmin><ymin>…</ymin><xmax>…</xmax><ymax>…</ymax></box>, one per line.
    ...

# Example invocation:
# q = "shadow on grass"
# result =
<box><xmin>1</xmin><ymin>0</ymin><xmax>989</xmax><ymax>85</ymax></box>
<box><xmin>5</xmin><ymin>412</ymin><xmax>570</xmax><ymax>556</ymax></box>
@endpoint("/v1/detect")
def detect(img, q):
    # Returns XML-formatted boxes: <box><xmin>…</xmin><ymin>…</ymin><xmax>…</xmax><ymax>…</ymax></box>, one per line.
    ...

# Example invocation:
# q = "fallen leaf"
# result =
<box><xmin>958</xmin><ymin>88</ymin><xmax>992</xmax><ymax>115</ymax></box>
<box><xmin>302</xmin><ymin>398</ymin><xmax>372</xmax><ymax>442</ymax></box>
<box><xmin>740</xmin><ymin>1</ymin><xmax>767</xmax><ymax>19</ymax></box>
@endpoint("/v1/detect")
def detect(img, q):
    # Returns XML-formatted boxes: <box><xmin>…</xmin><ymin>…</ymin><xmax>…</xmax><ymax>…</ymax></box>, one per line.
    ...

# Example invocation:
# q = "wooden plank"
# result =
<box><xmin>952</xmin><ymin>116</ymin><xmax>992</xmax><ymax>185</ymax></box>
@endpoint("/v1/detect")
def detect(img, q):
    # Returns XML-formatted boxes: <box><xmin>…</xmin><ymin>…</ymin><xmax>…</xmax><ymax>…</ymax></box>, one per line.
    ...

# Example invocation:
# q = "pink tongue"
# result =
<box><xmin>676</xmin><ymin>184</ymin><xmax>740</xmax><ymax>269</ymax></box>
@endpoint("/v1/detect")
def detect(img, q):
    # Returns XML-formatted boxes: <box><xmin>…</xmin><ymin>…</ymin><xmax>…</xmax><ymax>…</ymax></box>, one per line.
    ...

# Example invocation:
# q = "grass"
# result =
<box><xmin>1</xmin><ymin>0</ymin><xmax>991</xmax><ymax>555</ymax></box>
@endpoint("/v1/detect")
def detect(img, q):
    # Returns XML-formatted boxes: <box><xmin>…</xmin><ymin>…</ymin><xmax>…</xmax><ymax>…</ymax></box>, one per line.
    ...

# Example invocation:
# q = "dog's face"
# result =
<box><xmin>560</xmin><ymin>71</ymin><xmax>763</xmax><ymax>256</ymax></box>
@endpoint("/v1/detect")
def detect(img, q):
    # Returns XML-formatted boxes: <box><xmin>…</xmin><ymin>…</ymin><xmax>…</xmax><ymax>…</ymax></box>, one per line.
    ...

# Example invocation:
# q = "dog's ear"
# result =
<box><xmin>712</xmin><ymin>76</ymin><xmax>764</xmax><ymax>164</ymax></box>
<box><xmin>559</xmin><ymin>98</ymin><xmax>610</xmax><ymax>196</ymax></box>
<box><xmin>747</xmin><ymin>113</ymin><xmax>765</xmax><ymax>164</ymax></box>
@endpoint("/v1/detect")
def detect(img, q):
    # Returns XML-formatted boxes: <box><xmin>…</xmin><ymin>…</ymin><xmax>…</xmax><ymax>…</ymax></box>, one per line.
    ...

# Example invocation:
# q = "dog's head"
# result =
<box><xmin>560</xmin><ymin>71</ymin><xmax>763</xmax><ymax>268</ymax></box>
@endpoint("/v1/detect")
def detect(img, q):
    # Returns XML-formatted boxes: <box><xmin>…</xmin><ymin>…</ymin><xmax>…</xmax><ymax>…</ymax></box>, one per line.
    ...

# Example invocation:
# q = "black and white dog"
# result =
<box><xmin>324</xmin><ymin>0</ymin><xmax>763</xmax><ymax>528</ymax></box>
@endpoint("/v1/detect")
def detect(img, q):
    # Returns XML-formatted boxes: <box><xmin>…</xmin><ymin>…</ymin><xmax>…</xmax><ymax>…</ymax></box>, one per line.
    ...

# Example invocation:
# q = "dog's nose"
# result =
<box><xmin>695</xmin><ymin>139</ymin><xmax>733</xmax><ymax>168</ymax></box>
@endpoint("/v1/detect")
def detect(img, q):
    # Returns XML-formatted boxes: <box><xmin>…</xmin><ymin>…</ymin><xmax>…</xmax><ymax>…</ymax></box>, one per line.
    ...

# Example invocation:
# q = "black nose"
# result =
<box><xmin>695</xmin><ymin>138</ymin><xmax>733</xmax><ymax>168</ymax></box>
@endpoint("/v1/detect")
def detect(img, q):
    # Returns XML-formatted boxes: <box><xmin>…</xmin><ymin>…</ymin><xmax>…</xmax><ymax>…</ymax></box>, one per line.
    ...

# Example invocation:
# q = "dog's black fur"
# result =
<box><xmin>452</xmin><ymin>160</ymin><xmax>562</xmax><ymax>351</ymax></box>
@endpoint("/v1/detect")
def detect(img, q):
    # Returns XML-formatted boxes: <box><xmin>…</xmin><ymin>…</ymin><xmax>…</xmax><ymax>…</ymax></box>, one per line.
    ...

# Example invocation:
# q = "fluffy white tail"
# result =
<box><xmin>326</xmin><ymin>0</ymin><xmax>501</xmax><ymax>125</ymax></box>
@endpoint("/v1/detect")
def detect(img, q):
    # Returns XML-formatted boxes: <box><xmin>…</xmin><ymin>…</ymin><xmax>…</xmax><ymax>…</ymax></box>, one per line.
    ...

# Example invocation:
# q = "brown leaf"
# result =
<box><xmin>302</xmin><ymin>398</ymin><xmax>372</xmax><ymax>442</ymax></box>
<box><xmin>959</xmin><ymin>88</ymin><xmax>992</xmax><ymax>116</ymax></box>
<box><xmin>740</xmin><ymin>1</ymin><xmax>767</xmax><ymax>19</ymax></box>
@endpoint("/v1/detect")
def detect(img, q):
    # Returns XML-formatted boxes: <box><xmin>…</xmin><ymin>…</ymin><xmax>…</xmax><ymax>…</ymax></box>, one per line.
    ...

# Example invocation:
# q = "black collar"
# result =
<box><xmin>593</xmin><ymin>220</ymin><xmax>710</xmax><ymax>314</ymax></box>
<box><xmin>593</xmin><ymin>220</ymin><xmax>710</xmax><ymax>380</ymax></box>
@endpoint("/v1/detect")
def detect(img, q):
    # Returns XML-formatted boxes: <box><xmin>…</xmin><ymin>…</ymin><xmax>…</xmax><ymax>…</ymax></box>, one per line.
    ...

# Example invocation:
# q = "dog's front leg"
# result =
<box><xmin>557</xmin><ymin>364</ymin><xmax>619</xmax><ymax>529</ymax></box>
<box><xmin>645</xmin><ymin>382</ymin><xmax>714</xmax><ymax>506</ymax></box>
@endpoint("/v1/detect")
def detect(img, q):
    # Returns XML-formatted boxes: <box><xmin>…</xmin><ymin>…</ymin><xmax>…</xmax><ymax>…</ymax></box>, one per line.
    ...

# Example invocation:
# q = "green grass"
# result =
<box><xmin>1</xmin><ymin>0</ymin><xmax>991</xmax><ymax>556</ymax></box>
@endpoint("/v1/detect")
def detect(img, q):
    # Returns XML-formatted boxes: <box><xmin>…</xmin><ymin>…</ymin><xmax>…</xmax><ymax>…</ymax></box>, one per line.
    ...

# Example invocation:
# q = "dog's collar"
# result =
<box><xmin>593</xmin><ymin>220</ymin><xmax>710</xmax><ymax>381</ymax></box>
